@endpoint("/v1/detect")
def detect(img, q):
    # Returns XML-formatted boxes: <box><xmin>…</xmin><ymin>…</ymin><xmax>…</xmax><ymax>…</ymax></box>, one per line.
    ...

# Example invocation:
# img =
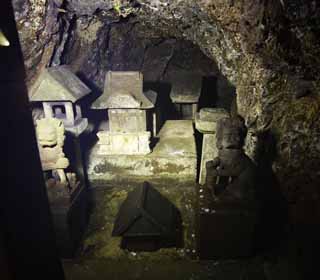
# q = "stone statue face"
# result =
<box><xmin>37</xmin><ymin>123</ymin><xmax>58</xmax><ymax>147</ymax></box>
<box><xmin>219</xmin><ymin>129</ymin><xmax>241</xmax><ymax>149</ymax></box>
<box><xmin>216</xmin><ymin>117</ymin><xmax>243</xmax><ymax>150</ymax></box>
<box><xmin>36</xmin><ymin>118</ymin><xmax>65</xmax><ymax>147</ymax></box>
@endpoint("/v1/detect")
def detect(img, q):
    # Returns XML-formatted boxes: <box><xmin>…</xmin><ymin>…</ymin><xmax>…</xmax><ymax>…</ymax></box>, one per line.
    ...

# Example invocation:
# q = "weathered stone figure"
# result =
<box><xmin>206</xmin><ymin>117</ymin><xmax>257</xmax><ymax>202</ymax></box>
<box><xmin>35</xmin><ymin>118</ymin><xmax>69</xmax><ymax>183</ymax></box>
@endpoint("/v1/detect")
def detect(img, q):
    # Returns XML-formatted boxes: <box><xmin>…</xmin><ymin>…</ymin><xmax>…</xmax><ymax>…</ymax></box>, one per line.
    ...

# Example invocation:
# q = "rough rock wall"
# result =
<box><xmin>13</xmin><ymin>0</ymin><xmax>66</xmax><ymax>87</ymax></box>
<box><xmin>61</xmin><ymin>18</ymin><xmax>218</xmax><ymax>93</ymax></box>
<box><xmin>14</xmin><ymin>0</ymin><xmax>320</xmax><ymax>223</ymax></box>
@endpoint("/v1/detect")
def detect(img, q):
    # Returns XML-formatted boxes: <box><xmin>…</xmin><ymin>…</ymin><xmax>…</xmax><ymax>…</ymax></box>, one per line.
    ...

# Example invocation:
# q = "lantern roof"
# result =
<box><xmin>30</xmin><ymin>65</ymin><xmax>91</xmax><ymax>102</ymax></box>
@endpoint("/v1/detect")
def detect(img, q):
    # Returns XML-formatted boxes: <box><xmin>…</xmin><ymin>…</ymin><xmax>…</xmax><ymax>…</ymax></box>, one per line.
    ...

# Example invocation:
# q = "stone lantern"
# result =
<box><xmin>30</xmin><ymin>66</ymin><xmax>91</xmax><ymax>258</ymax></box>
<box><xmin>91</xmin><ymin>71</ymin><xmax>157</xmax><ymax>155</ymax></box>
<box><xmin>195</xmin><ymin>108</ymin><xmax>229</xmax><ymax>185</ymax></box>
<box><xmin>30</xmin><ymin>65</ymin><xmax>91</xmax><ymax>137</ymax></box>
<box><xmin>169</xmin><ymin>72</ymin><xmax>202</xmax><ymax>120</ymax></box>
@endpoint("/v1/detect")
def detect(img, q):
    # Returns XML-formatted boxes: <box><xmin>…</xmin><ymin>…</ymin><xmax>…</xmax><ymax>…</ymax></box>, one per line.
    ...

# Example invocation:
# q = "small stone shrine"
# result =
<box><xmin>197</xmin><ymin>117</ymin><xmax>260</xmax><ymax>259</ymax></box>
<box><xmin>112</xmin><ymin>182</ymin><xmax>182</xmax><ymax>251</ymax></box>
<box><xmin>35</xmin><ymin>117</ymin><xmax>88</xmax><ymax>258</ymax></box>
<box><xmin>30</xmin><ymin>65</ymin><xmax>91</xmax><ymax>137</ymax></box>
<box><xmin>195</xmin><ymin>108</ymin><xmax>229</xmax><ymax>185</ymax></box>
<box><xmin>92</xmin><ymin>71</ymin><xmax>157</xmax><ymax>155</ymax></box>
<box><xmin>169</xmin><ymin>71</ymin><xmax>202</xmax><ymax>120</ymax></box>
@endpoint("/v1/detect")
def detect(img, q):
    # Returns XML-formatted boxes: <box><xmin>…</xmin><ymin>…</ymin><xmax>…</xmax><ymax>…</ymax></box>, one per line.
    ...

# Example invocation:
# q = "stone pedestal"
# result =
<box><xmin>96</xmin><ymin>131</ymin><xmax>151</xmax><ymax>155</ymax></box>
<box><xmin>46</xmin><ymin>181</ymin><xmax>88</xmax><ymax>258</ymax></box>
<box><xmin>87</xmin><ymin>120</ymin><xmax>197</xmax><ymax>182</ymax></box>
<box><xmin>197</xmin><ymin>184</ymin><xmax>258</xmax><ymax>259</ymax></box>
<box><xmin>195</xmin><ymin>108</ymin><xmax>229</xmax><ymax>185</ymax></box>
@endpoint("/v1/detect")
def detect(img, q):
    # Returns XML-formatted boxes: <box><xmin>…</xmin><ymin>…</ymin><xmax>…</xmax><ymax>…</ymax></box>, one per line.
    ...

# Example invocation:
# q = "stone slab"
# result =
<box><xmin>157</xmin><ymin>120</ymin><xmax>195</xmax><ymax>139</ymax></box>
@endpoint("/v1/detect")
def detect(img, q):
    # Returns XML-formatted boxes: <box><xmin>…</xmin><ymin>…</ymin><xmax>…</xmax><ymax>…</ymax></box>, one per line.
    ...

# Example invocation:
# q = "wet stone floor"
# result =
<box><xmin>63</xmin><ymin>180</ymin><xmax>302</xmax><ymax>280</ymax></box>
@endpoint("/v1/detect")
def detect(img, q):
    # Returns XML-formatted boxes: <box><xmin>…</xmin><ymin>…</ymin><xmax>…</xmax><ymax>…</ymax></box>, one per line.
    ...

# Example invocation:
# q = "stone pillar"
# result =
<box><xmin>192</xmin><ymin>103</ymin><xmax>198</xmax><ymax>120</ymax></box>
<box><xmin>195</xmin><ymin>108</ymin><xmax>229</xmax><ymax>185</ymax></box>
<box><xmin>64</xmin><ymin>102</ymin><xmax>75</xmax><ymax>126</ymax></box>
<box><xmin>152</xmin><ymin>111</ymin><xmax>157</xmax><ymax>137</ymax></box>
<box><xmin>75</xmin><ymin>104</ymin><xmax>82</xmax><ymax>119</ymax></box>
<box><xmin>43</xmin><ymin>102</ymin><xmax>53</xmax><ymax>118</ymax></box>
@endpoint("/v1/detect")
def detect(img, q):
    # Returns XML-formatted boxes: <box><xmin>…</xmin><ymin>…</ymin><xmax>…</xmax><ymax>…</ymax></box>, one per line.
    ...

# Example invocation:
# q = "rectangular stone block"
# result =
<box><xmin>48</xmin><ymin>183</ymin><xmax>88</xmax><ymax>258</ymax></box>
<box><xmin>108</xmin><ymin>109</ymin><xmax>147</xmax><ymax>133</ymax></box>
<box><xmin>97</xmin><ymin>131</ymin><xmax>151</xmax><ymax>155</ymax></box>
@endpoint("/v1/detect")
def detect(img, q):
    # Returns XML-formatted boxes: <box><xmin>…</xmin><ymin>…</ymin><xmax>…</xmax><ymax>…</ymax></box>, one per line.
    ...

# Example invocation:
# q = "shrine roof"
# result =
<box><xmin>91</xmin><ymin>71</ymin><xmax>155</xmax><ymax>109</ymax></box>
<box><xmin>30</xmin><ymin>65</ymin><xmax>91</xmax><ymax>102</ymax></box>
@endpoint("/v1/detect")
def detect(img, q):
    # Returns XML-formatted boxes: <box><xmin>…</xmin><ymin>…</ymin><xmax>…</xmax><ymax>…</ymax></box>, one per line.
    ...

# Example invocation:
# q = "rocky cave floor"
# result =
<box><xmin>62</xmin><ymin>179</ymin><xmax>304</xmax><ymax>280</ymax></box>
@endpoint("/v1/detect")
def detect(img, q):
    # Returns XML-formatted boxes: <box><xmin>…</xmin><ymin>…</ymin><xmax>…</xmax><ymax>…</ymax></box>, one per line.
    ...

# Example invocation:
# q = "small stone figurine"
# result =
<box><xmin>36</xmin><ymin>118</ymin><xmax>69</xmax><ymax>183</ymax></box>
<box><xmin>206</xmin><ymin>117</ymin><xmax>257</xmax><ymax>202</ymax></box>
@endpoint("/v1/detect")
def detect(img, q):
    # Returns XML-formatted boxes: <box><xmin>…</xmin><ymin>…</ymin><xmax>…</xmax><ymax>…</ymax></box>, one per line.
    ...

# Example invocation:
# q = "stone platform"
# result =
<box><xmin>86</xmin><ymin>120</ymin><xmax>197</xmax><ymax>184</ymax></box>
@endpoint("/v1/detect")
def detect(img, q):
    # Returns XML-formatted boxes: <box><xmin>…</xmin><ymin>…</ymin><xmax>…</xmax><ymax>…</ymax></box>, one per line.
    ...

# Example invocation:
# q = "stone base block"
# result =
<box><xmin>96</xmin><ymin>131</ymin><xmax>151</xmax><ymax>155</ymax></box>
<box><xmin>47</xmin><ymin>183</ymin><xmax>88</xmax><ymax>258</ymax></box>
<box><xmin>87</xmin><ymin>149</ymin><xmax>197</xmax><ymax>183</ymax></box>
<box><xmin>87</xmin><ymin>120</ymin><xmax>197</xmax><ymax>183</ymax></box>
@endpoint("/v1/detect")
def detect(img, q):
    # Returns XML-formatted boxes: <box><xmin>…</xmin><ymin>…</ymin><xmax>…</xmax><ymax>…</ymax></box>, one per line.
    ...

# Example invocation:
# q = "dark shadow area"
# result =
<box><xmin>73</xmin><ymin>71</ymin><xmax>105</xmax><ymax>186</ymax></box>
<box><xmin>76</xmin><ymin>71</ymin><xmax>107</xmax><ymax>134</ymax></box>
<box><xmin>78</xmin><ymin>131</ymin><xmax>99</xmax><ymax>186</ymax></box>
<box><xmin>253</xmin><ymin>131</ymin><xmax>288</xmax><ymax>255</ymax></box>
<box><xmin>1</xmin><ymin>1</ymin><xmax>65</xmax><ymax>279</ymax></box>
<box><xmin>198</xmin><ymin>76</ymin><xmax>217</xmax><ymax>110</ymax></box>
<box><xmin>215</xmin><ymin>75</ymin><xmax>236</xmax><ymax>111</ymax></box>
<box><xmin>149</xmin><ymin>135</ymin><xmax>160</xmax><ymax>150</ymax></box>
<box><xmin>194</xmin><ymin>128</ymin><xmax>203</xmax><ymax>183</ymax></box>
<box><xmin>144</xmin><ymin>81</ymin><xmax>177</xmax><ymax>123</ymax></box>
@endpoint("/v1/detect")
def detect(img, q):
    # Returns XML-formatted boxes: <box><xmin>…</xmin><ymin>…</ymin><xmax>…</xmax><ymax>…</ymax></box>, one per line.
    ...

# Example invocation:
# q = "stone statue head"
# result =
<box><xmin>36</xmin><ymin>118</ymin><xmax>65</xmax><ymax>147</ymax></box>
<box><xmin>216</xmin><ymin>117</ymin><xmax>246</xmax><ymax>150</ymax></box>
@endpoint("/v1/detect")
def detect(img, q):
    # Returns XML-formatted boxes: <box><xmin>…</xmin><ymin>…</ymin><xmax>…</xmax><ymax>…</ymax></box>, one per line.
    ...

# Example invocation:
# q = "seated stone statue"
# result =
<box><xmin>206</xmin><ymin>117</ymin><xmax>257</xmax><ymax>203</ymax></box>
<box><xmin>36</xmin><ymin>118</ymin><xmax>69</xmax><ymax>183</ymax></box>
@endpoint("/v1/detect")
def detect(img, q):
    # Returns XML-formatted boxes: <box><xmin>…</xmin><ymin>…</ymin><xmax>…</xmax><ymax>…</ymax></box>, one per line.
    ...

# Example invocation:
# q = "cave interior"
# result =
<box><xmin>2</xmin><ymin>1</ymin><xmax>320</xmax><ymax>280</ymax></box>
